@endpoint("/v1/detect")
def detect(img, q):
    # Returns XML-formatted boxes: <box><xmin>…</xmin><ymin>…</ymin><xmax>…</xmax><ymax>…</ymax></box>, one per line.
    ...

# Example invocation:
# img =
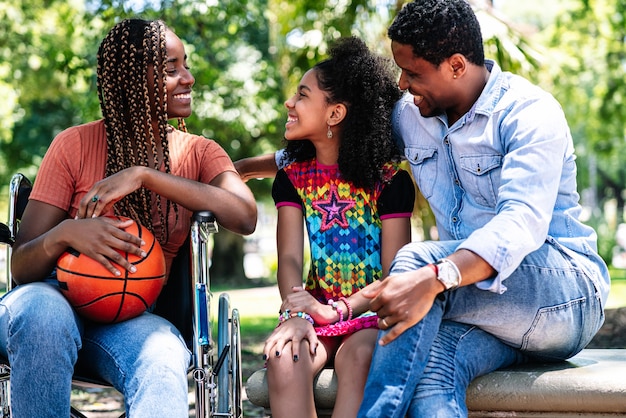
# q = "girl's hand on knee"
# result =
<box><xmin>262</xmin><ymin>318</ymin><xmax>319</xmax><ymax>361</ymax></box>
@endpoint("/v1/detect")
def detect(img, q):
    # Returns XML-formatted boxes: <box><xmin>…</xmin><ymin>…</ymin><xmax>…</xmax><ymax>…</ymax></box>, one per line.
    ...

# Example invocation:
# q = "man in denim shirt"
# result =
<box><xmin>234</xmin><ymin>1</ymin><xmax>610</xmax><ymax>415</ymax></box>
<box><xmin>356</xmin><ymin>1</ymin><xmax>610</xmax><ymax>417</ymax></box>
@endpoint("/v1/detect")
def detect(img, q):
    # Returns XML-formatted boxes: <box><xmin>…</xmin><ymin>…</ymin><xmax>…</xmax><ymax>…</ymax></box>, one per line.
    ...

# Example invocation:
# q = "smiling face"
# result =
<box><xmin>283</xmin><ymin>68</ymin><xmax>333</xmax><ymax>142</ymax></box>
<box><xmin>164</xmin><ymin>30</ymin><xmax>194</xmax><ymax>119</ymax></box>
<box><xmin>392</xmin><ymin>41</ymin><xmax>457</xmax><ymax>119</ymax></box>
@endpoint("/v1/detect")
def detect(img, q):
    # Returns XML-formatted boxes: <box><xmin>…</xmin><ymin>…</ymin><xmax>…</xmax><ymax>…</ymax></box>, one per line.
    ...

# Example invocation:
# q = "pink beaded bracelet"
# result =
<box><xmin>339</xmin><ymin>296</ymin><xmax>352</xmax><ymax>321</ymax></box>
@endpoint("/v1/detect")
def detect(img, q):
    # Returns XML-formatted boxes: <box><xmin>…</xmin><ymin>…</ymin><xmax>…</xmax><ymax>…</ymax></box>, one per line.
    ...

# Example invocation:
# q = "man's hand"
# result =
<box><xmin>362</xmin><ymin>267</ymin><xmax>443</xmax><ymax>345</ymax></box>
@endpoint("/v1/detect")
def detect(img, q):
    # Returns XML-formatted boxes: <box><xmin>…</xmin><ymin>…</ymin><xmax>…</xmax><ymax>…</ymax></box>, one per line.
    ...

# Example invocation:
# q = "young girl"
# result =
<box><xmin>1</xmin><ymin>19</ymin><xmax>256</xmax><ymax>417</ymax></box>
<box><xmin>262</xmin><ymin>37</ymin><xmax>415</xmax><ymax>418</ymax></box>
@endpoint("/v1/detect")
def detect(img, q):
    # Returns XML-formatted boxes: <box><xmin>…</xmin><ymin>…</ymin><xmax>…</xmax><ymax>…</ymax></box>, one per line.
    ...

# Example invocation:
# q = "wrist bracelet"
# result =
<box><xmin>278</xmin><ymin>310</ymin><xmax>314</xmax><ymax>326</ymax></box>
<box><xmin>339</xmin><ymin>296</ymin><xmax>352</xmax><ymax>321</ymax></box>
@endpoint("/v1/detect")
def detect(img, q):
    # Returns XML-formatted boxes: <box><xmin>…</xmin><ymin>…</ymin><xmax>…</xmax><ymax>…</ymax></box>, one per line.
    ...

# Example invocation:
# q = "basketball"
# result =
<box><xmin>56</xmin><ymin>216</ymin><xmax>166</xmax><ymax>323</ymax></box>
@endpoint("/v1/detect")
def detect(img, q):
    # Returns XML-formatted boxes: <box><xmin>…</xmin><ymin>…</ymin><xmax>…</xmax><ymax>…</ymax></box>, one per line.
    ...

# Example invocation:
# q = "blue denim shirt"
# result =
<box><xmin>392</xmin><ymin>60</ymin><xmax>609</xmax><ymax>301</ymax></box>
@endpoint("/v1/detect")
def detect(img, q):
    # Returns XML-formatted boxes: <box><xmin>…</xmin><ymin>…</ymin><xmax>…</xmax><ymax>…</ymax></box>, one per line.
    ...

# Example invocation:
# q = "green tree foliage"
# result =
<box><xmin>0</xmin><ymin>0</ymin><xmax>392</xmax><ymax>282</ymax></box>
<box><xmin>4</xmin><ymin>0</ymin><xmax>619</xmax><ymax>276</ymax></box>
<box><xmin>0</xmin><ymin>0</ymin><xmax>99</xmax><ymax>189</ymax></box>
<box><xmin>541</xmin><ymin>0</ymin><xmax>626</xmax><ymax>261</ymax></box>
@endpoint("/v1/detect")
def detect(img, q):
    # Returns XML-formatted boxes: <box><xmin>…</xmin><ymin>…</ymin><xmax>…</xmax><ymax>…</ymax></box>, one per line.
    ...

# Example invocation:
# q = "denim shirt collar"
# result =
<box><xmin>465</xmin><ymin>59</ymin><xmax>501</xmax><ymax>124</ymax></box>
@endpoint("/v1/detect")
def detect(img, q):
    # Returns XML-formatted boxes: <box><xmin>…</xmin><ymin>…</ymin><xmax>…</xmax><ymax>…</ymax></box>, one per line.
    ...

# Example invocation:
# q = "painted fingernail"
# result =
<box><xmin>293</xmin><ymin>355</ymin><xmax>299</xmax><ymax>362</ymax></box>
<box><xmin>275</xmin><ymin>351</ymin><xmax>280</xmax><ymax>357</ymax></box>
<box><xmin>129</xmin><ymin>266</ymin><xmax>137</xmax><ymax>273</ymax></box>
<box><xmin>262</xmin><ymin>354</ymin><xmax>267</xmax><ymax>360</ymax></box>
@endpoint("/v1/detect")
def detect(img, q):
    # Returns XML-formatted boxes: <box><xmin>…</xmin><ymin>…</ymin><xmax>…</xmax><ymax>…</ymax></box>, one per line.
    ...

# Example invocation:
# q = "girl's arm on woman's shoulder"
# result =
<box><xmin>234</xmin><ymin>152</ymin><xmax>279</xmax><ymax>182</ymax></box>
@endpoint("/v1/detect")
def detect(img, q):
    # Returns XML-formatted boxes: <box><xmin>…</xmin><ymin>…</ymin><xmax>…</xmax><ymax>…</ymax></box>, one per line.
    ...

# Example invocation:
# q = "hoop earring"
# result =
<box><xmin>327</xmin><ymin>125</ymin><xmax>333</xmax><ymax>139</ymax></box>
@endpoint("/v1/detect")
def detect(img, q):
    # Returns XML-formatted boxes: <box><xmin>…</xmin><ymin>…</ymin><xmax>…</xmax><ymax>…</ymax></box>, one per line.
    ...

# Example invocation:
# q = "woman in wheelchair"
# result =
<box><xmin>0</xmin><ymin>19</ymin><xmax>256</xmax><ymax>417</ymax></box>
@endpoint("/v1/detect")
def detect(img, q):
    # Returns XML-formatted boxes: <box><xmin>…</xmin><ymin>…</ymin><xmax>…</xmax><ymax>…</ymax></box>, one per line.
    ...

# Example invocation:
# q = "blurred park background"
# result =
<box><xmin>2</xmin><ymin>1</ymin><xmax>626</xmax><ymax>414</ymax></box>
<box><xmin>3</xmin><ymin>0</ymin><xmax>626</xmax><ymax>289</ymax></box>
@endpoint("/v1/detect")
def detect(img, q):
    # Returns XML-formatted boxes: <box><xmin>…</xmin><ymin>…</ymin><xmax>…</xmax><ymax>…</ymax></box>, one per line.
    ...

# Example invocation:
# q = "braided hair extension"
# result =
<box><xmin>284</xmin><ymin>37</ymin><xmax>402</xmax><ymax>190</ymax></box>
<box><xmin>96</xmin><ymin>18</ymin><xmax>179</xmax><ymax>243</ymax></box>
<box><xmin>387</xmin><ymin>0</ymin><xmax>485</xmax><ymax>67</ymax></box>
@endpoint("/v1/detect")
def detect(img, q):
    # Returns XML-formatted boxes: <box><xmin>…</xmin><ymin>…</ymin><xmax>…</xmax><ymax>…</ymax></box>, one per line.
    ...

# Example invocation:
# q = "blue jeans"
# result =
<box><xmin>0</xmin><ymin>281</ymin><xmax>191</xmax><ymax>418</ymax></box>
<box><xmin>358</xmin><ymin>239</ymin><xmax>606</xmax><ymax>418</ymax></box>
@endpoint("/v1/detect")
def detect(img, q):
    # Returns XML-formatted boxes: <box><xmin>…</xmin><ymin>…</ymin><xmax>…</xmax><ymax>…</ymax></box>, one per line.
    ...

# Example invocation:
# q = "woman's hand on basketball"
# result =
<box><xmin>64</xmin><ymin>217</ymin><xmax>145</xmax><ymax>277</ymax></box>
<box><xmin>263</xmin><ymin>317</ymin><xmax>318</xmax><ymax>362</ymax></box>
<box><xmin>77</xmin><ymin>168</ymin><xmax>144</xmax><ymax>219</ymax></box>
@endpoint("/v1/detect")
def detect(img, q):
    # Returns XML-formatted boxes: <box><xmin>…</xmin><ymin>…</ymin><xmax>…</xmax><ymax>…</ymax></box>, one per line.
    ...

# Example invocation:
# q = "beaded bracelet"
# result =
<box><xmin>278</xmin><ymin>310</ymin><xmax>314</xmax><ymax>326</ymax></box>
<box><xmin>339</xmin><ymin>296</ymin><xmax>353</xmax><ymax>321</ymax></box>
<box><xmin>328</xmin><ymin>299</ymin><xmax>343</xmax><ymax>323</ymax></box>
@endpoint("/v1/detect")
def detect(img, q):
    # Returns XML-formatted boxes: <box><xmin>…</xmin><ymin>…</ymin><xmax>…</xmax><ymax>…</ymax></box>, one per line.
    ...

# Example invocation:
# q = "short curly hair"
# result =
<box><xmin>388</xmin><ymin>0</ymin><xmax>484</xmax><ymax>67</ymax></box>
<box><xmin>284</xmin><ymin>37</ymin><xmax>402</xmax><ymax>190</ymax></box>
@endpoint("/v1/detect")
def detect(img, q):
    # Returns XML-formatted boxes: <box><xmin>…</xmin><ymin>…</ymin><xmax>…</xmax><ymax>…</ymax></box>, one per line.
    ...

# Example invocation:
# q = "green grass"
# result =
<box><xmin>240</xmin><ymin>316</ymin><xmax>276</xmax><ymax>338</ymax></box>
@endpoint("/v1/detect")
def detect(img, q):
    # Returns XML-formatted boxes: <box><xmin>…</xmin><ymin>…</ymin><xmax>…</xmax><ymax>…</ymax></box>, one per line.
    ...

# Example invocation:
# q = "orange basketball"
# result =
<box><xmin>56</xmin><ymin>216</ymin><xmax>166</xmax><ymax>323</ymax></box>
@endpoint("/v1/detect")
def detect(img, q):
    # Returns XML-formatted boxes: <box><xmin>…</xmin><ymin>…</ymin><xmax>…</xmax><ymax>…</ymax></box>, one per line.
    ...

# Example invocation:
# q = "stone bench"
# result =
<box><xmin>245</xmin><ymin>348</ymin><xmax>626</xmax><ymax>417</ymax></box>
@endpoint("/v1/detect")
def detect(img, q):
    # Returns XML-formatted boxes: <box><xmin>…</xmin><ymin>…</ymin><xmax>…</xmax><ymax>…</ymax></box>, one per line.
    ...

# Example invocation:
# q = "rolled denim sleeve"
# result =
<box><xmin>458</xmin><ymin>91</ymin><xmax>573</xmax><ymax>292</ymax></box>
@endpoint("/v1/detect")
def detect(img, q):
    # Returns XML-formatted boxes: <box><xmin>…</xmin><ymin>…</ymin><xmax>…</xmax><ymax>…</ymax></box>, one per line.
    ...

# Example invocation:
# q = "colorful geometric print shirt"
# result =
<box><xmin>272</xmin><ymin>159</ymin><xmax>414</xmax><ymax>304</ymax></box>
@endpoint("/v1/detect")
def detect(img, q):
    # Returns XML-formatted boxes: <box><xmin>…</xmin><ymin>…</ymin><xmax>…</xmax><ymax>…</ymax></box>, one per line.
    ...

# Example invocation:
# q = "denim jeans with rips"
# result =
<box><xmin>0</xmin><ymin>280</ymin><xmax>191</xmax><ymax>418</ymax></box>
<box><xmin>357</xmin><ymin>239</ymin><xmax>606</xmax><ymax>418</ymax></box>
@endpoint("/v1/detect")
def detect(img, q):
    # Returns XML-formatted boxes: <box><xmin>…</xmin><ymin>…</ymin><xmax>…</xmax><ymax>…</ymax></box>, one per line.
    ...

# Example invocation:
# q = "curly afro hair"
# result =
<box><xmin>388</xmin><ymin>0</ymin><xmax>485</xmax><ymax>67</ymax></box>
<box><xmin>283</xmin><ymin>36</ymin><xmax>402</xmax><ymax>190</ymax></box>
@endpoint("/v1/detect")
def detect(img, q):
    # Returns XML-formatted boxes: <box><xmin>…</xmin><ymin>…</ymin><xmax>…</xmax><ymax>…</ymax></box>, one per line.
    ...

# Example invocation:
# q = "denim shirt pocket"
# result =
<box><xmin>459</xmin><ymin>155</ymin><xmax>502</xmax><ymax>207</ymax></box>
<box><xmin>405</xmin><ymin>146</ymin><xmax>437</xmax><ymax>199</ymax></box>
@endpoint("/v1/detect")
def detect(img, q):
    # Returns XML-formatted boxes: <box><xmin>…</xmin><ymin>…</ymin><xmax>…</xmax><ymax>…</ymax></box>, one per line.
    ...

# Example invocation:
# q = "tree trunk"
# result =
<box><xmin>210</xmin><ymin>229</ymin><xmax>248</xmax><ymax>286</ymax></box>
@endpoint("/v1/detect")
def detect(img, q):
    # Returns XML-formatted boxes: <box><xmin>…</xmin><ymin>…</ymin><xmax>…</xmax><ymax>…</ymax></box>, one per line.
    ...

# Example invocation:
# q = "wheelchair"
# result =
<box><xmin>0</xmin><ymin>173</ymin><xmax>243</xmax><ymax>418</ymax></box>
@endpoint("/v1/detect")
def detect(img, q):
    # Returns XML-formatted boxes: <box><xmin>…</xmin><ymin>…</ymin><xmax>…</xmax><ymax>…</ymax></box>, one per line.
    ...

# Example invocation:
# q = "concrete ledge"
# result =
<box><xmin>246</xmin><ymin>349</ymin><xmax>626</xmax><ymax>417</ymax></box>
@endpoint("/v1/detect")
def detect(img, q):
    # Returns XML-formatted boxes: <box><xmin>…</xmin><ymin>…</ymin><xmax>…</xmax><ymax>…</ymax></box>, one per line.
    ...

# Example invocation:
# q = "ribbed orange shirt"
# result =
<box><xmin>30</xmin><ymin>119</ymin><xmax>236</xmax><ymax>274</ymax></box>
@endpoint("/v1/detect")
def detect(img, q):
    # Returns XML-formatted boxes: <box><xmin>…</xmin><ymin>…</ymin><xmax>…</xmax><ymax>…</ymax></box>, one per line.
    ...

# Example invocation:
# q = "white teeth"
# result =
<box><xmin>173</xmin><ymin>93</ymin><xmax>191</xmax><ymax>99</ymax></box>
<box><xmin>287</xmin><ymin>116</ymin><xmax>298</xmax><ymax>122</ymax></box>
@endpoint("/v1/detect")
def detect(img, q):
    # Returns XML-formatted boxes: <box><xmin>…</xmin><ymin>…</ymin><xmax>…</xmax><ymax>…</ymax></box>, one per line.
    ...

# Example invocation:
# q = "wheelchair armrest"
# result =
<box><xmin>0</xmin><ymin>223</ymin><xmax>13</xmax><ymax>246</ymax></box>
<box><xmin>193</xmin><ymin>210</ymin><xmax>218</xmax><ymax>234</ymax></box>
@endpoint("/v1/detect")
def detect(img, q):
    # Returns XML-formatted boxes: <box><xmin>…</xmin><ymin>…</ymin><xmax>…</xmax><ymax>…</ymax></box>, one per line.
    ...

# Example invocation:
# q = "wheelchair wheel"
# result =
<box><xmin>230</xmin><ymin>308</ymin><xmax>243</xmax><ymax>418</ymax></box>
<box><xmin>217</xmin><ymin>294</ymin><xmax>230</xmax><ymax>415</ymax></box>
<box><xmin>216</xmin><ymin>294</ymin><xmax>242</xmax><ymax>417</ymax></box>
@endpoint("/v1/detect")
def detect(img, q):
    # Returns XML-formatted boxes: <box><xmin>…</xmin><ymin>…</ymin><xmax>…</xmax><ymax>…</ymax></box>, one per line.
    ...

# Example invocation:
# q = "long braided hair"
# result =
<box><xmin>96</xmin><ymin>18</ymin><xmax>180</xmax><ymax>243</ymax></box>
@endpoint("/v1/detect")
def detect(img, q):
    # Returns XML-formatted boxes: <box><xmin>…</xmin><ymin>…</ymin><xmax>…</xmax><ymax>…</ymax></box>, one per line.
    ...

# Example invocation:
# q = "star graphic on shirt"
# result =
<box><xmin>312</xmin><ymin>184</ymin><xmax>355</xmax><ymax>231</ymax></box>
